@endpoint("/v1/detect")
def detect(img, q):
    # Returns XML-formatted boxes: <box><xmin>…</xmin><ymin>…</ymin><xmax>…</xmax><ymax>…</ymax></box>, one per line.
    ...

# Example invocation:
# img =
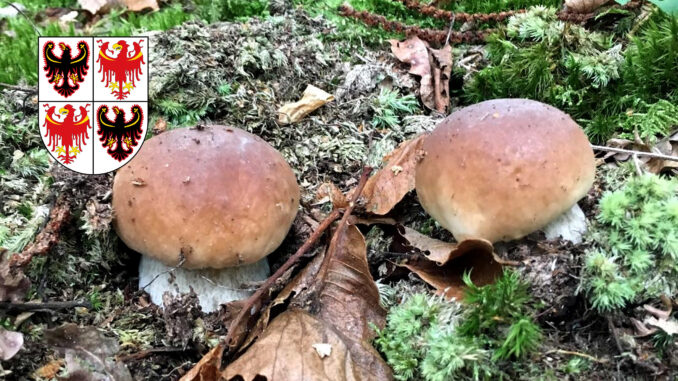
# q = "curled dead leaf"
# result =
<box><xmin>179</xmin><ymin>344</ymin><xmax>223</xmax><ymax>381</ymax></box>
<box><xmin>400</xmin><ymin>239</ymin><xmax>502</xmax><ymax>301</ymax></box>
<box><xmin>396</xmin><ymin>225</ymin><xmax>493</xmax><ymax>265</ymax></box>
<box><xmin>277</xmin><ymin>85</ymin><xmax>335</xmax><ymax>124</ymax></box>
<box><xmin>390</xmin><ymin>36</ymin><xmax>452</xmax><ymax>112</ymax></box>
<box><xmin>358</xmin><ymin>134</ymin><xmax>427</xmax><ymax>215</ymax></box>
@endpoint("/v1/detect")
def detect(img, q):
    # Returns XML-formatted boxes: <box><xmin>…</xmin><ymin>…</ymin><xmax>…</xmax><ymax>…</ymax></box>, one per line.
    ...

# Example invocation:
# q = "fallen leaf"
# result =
<box><xmin>358</xmin><ymin>134</ymin><xmax>427</xmax><ymax>215</ymax></box>
<box><xmin>603</xmin><ymin>133</ymin><xmax>678</xmax><ymax>174</ymax></box>
<box><xmin>277</xmin><ymin>84</ymin><xmax>335</xmax><ymax>124</ymax></box>
<box><xmin>565</xmin><ymin>0</ymin><xmax>610</xmax><ymax>13</ymax></box>
<box><xmin>153</xmin><ymin>117</ymin><xmax>167</xmax><ymax>134</ymax></box>
<box><xmin>44</xmin><ymin>323</ymin><xmax>133</xmax><ymax>381</ymax></box>
<box><xmin>0</xmin><ymin>327</ymin><xmax>23</xmax><ymax>361</ymax></box>
<box><xmin>315</xmin><ymin>182</ymin><xmax>348</xmax><ymax>209</ymax></box>
<box><xmin>390</xmin><ymin>36</ymin><xmax>452</xmax><ymax>112</ymax></box>
<box><xmin>0</xmin><ymin>250</ymin><xmax>30</xmax><ymax>303</ymax></box>
<box><xmin>396</xmin><ymin>225</ymin><xmax>493</xmax><ymax>265</ymax></box>
<box><xmin>427</xmin><ymin>43</ymin><xmax>452</xmax><ymax>113</ymax></box>
<box><xmin>179</xmin><ymin>344</ymin><xmax>223</xmax><ymax>381</ymax></box>
<box><xmin>78</xmin><ymin>0</ymin><xmax>159</xmax><ymax>14</ymax></box>
<box><xmin>224</xmin><ymin>225</ymin><xmax>392</xmax><ymax>380</ymax></box>
<box><xmin>34</xmin><ymin>359</ymin><xmax>66</xmax><ymax>379</ymax></box>
<box><xmin>390</xmin><ymin>35</ymin><xmax>430</xmax><ymax>77</ymax></box>
<box><xmin>402</xmin><ymin>245</ymin><xmax>502</xmax><ymax>301</ymax></box>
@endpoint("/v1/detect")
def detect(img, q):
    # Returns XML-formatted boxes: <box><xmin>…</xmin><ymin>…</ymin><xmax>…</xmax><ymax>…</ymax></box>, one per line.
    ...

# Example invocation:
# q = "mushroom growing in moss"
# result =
<box><xmin>415</xmin><ymin>98</ymin><xmax>595</xmax><ymax>243</ymax></box>
<box><xmin>112</xmin><ymin>126</ymin><xmax>300</xmax><ymax>312</ymax></box>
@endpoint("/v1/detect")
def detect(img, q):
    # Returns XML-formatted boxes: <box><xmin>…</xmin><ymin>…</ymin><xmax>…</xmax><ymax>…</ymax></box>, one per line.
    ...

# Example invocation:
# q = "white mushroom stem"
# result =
<box><xmin>543</xmin><ymin>203</ymin><xmax>588</xmax><ymax>244</ymax></box>
<box><xmin>139</xmin><ymin>256</ymin><xmax>270</xmax><ymax>313</ymax></box>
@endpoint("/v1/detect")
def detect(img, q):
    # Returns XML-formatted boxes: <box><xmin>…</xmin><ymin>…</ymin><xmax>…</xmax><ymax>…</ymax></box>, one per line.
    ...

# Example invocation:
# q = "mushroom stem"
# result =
<box><xmin>139</xmin><ymin>256</ymin><xmax>270</xmax><ymax>313</ymax></box>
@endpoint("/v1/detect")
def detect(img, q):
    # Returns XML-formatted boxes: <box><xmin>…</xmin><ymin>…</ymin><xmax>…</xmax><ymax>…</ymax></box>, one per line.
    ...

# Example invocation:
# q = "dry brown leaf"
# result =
<box><xmin>224</xmin><ymin>225</ymin><xmax>392</xmax><ymax>380</ymax></box>
<box><xmin>315</xmin><ymin>182</ymin><xmax>348</xmax><ymax>209</ymax></box>
<box><xmin>427</xmin><ymin>43</ymin><xmax>452</xmax><ymax>113</ymax></box>
<box><xmin>277</xmin><ymin>85</ymin><xmax>335</xmax><ymax>124</ymax></box>
<box><xmin>397</xmin><ymin>226</ymin><xmax>493</xmax><ymax>265</ymax></box>
<box><xmin>359</xmin><ymin>134</ymin><xmax>427</xmax><ymax>215</ymax></box>
<box><xmin>603</xmin><ymin>134</ymin><xmax>678</xmax><ymax>174</ymax></box>
<box><xmin>402</xmin><ymin>245</ymin><xmax>502</xmax><ymax>301</ymax></box>
<box><xmin>390</xmin><ymin>36</ymin><xmax>452</xmax><ymax>112</ymax></box>
<box><xmin>225</xmin><ymin>309</ymin><xmax>371</xmax><ymax>381</ymax></box>
<box><xmin>33</xmin><ymin>359</ymin><xmax>66</xmax><ymax>379</ymax></box>
<box><xmin>179</xmin><ymin>344</ymin><xmax>223</xmax><ymax>381</ymax></box>
<box><xmin>78</xmin><ymin>0</ymin><xmax>159</xmax><ymax>14</ymax></box>
<box><xmin>565</xmin><ymin>0</ymin><xmax>610</xmax><ymax>13</ymax></box>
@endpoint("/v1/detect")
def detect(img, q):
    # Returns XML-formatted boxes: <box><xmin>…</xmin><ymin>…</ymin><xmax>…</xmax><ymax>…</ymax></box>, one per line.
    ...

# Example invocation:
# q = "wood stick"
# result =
<box><xmin>592</xmin><ymin>144</ymin><xmax>678</xmax><ymax>162</ymax></box>
<box><xmin>221</xmin><ymin>167</ymin><xmax>372</xmax><ymax>352</ymax></box>
<box><xmin>0</xmin><ymin>300</ymin><xmax>91</xmax><ymax>312</ymax></box>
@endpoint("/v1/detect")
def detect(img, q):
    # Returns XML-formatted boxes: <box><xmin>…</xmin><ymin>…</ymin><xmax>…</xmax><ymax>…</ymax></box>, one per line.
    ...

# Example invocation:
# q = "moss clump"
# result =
<box><xmin>464</xmin><ymin>7</ymin><xmax>678</xmax><ymax>143</ymax></box>
<box><xmin>375</xmin><ymin>270</ymin><xmax>542</xmax><ymax>381</ymax></box>
<box><xmin>581</xmin><ymin>174</ymin><xmax>678</xmax><ymax>312</ymax></box>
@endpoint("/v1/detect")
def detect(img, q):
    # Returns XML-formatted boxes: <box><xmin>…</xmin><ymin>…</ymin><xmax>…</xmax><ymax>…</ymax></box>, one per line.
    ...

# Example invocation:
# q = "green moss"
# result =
<box><xmin>375</xmin><ymin>270</ymin><xmax>542</xmax><ymax>381</ymax></box>
<box><xmin>464</xmin><ymin>7</ymin><xmax>678</xmax><ymax>143</ymax></box>
<box><xmin>581</xmin><ymin>174</ymin><xmax>678</xmax><ymax>312</ymax></box>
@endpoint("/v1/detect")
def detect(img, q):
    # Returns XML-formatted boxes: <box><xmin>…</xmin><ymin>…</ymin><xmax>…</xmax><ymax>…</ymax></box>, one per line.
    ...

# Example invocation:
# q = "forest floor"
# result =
<box><xmin>1</xmin><ymin>1</ymin><xmax>677</xmax><ymax>380</ymax></box>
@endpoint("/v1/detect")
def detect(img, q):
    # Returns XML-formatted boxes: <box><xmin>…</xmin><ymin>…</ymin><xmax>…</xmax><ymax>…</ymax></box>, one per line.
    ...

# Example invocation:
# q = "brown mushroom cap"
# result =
<box><xmin>113</xmin><ymin>126</ymin><xmax>300</xmax><ymax>269</ymax></box>
<box><xmin>415</xmin><ymin>99</ymin><xmax>595</xmax><ymax>243</ymax></box>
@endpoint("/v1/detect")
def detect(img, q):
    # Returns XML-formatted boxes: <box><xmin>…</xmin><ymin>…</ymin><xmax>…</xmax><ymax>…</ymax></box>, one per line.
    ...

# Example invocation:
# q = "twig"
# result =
<box><xmin>10</xmin><ymin>196</ymin><xmax>71</xmax><ymax>269</ymax></box>
<box><xmin>0</xmin><ymin>1</ymin><xmax>41</xmax><ymax>36</ymax></box>
<box><xmin>392</xmin><ymin>0</ymin><xmax>523</xmax><ymax>23</ymax></box>
<box><xmin>139</xmin><ymin>257</ymin><xmax>186</xmax><ymax>291</ymax></box>
<box><xmin>591</xmin><ymin>144</ymin><xmax>678</xmax><ymax>162</ymax></box>
<box><xmin>545</xmin><ymin>349</ymin><xmax>609</xmax><ymax>363</ymax></box>
<box><xmin>0</xmin><ymin>83</ymin><xmax>37</xmax><ymax>93</ymax></box>
<box><xmin>221</xmin><ymin>167</ymin><xmax>373</xmax><ymax>352</ymax></box>
<box><xmin>339</xmin><ymin>3</ymin><xmax>493</xmax><ymax>44</ymax></box>
<box><xmin>632</xmin><ymin>154</ymin><xmax>644</xmax><ymax>176</ymax></box>
<box><xmin>0</xmin><ymin>300</ymin><xmax>91</xmax><ymax>312</ymax></box>
<box><xmin>118</xmin><ymin>347</ymin><xmax>186</xmax><ymax>362</ymax></box>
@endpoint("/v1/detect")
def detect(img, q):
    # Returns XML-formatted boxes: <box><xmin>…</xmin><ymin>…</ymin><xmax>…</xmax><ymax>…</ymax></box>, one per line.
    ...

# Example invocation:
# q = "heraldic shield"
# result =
<box><xmin>39</xmin><ymin>37</ymin><xmax>149</xmax><ymax>174</ymax></box>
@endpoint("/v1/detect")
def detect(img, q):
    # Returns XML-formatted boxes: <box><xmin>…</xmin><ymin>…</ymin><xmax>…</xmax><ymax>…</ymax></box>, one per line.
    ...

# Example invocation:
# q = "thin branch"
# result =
<box><xmin>0</xmin><ymin>83</ymin><xmax>37</xmax><ymax>93</ymax></box>
<box><xmin>591</xmin><ymin>144</ymin><xmax>678</xmax><ymax>162</ymax></box>
<box><xmin>0</xmin><ymin>1</ymin><xmax>41</xmax><ymax>36</ymax></box>
<box><xmin>10</xmin><ymin>196</ymin><xmax>71</xmax><ymax>269</ymax></box>
<box><xmin>118</xmin><ymin>347</ymin><xmax>187</xmax><ymax>362</ymax></box>
<box><xmin>545</xmin><ymin>349</ymin><xmax>609</xmax><ymax>363</ymax></box>
<box><xmin>222</xmin><ymin>167</ymin><xmax>373</xmax><ymax>353</ymax></box>
<box><xmin>0</xmin><ymin>300</ymin><xmax>91</xmax><ymax>312</ymax></box>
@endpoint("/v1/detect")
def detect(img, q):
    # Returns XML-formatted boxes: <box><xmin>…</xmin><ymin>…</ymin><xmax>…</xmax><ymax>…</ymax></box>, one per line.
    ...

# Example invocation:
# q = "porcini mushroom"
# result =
<box><xmin>415</xmin><ymin>98</ymin><xmax>595</xmax><ymax>243</ymax></box>
<box><xmin>112</xmin><ymin>126</ymin><xmax>300</xmax><ymax>312</ymax></box>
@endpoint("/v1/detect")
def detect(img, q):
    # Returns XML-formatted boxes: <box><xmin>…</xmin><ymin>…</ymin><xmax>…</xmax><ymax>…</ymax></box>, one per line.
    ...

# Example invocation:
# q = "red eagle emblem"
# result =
<box><xmin>43</xmin><ymin>104</ymin><xmax>91</xmax><ymax>164</ymax></box>
<box><xmin>96</xmin><ymin>105</ymin><xmax>144</xmax><ymax>161</ymax></box>
<box><xmin>42</xmin><ymin>41</ymin><xmax>90</xmax><ymax>98</ymax></box>
<box><xmin>97</xmin><ymin>39</ymin><xmax>145</xmax><ymax>100</ymax></box>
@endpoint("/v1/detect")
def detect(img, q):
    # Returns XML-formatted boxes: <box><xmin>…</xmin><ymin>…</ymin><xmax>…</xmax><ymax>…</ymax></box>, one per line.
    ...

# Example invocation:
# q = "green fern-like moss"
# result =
<box><xmin>582</xmin><ymin>174</ymin><xmax>678</xmax><ymax>312</ymax></box>
<box><xmin>375</xmin><ymin>270</ymin><xmax>542</xmax><ymax>381</ymax></box>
